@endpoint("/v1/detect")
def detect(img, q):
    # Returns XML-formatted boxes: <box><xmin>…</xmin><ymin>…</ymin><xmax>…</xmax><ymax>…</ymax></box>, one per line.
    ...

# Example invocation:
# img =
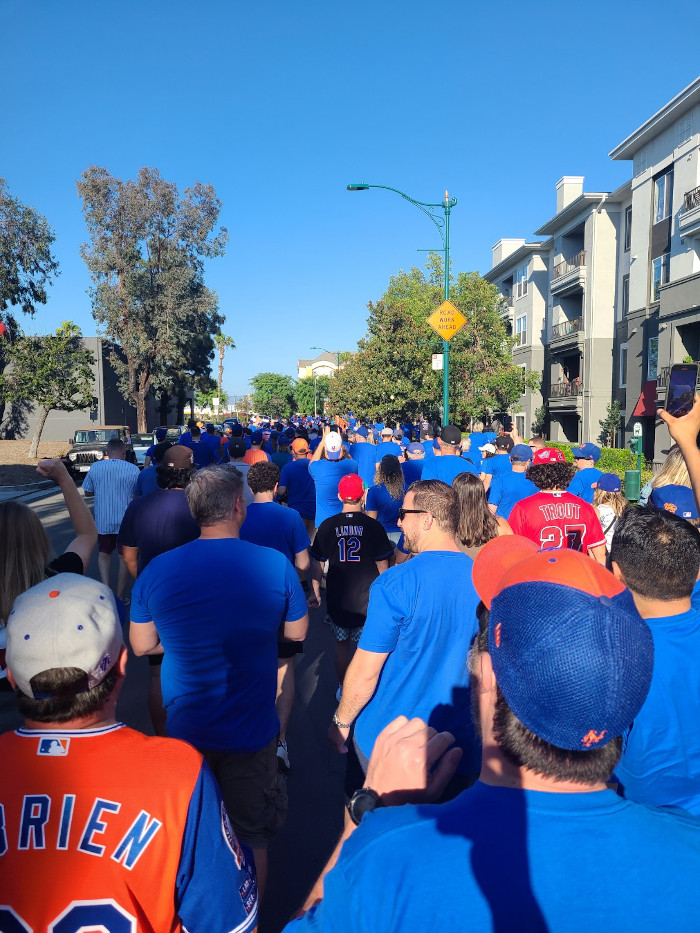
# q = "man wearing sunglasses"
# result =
<box><xmin>328</xmin><ymin>479</ymin><xmax>482</xmax><ymax>799</ymax></box>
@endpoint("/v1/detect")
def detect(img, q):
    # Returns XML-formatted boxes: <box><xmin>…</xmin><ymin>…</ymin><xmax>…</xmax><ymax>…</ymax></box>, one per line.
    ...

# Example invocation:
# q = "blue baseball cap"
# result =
<box><xmin>473</xmin><ymin>538</ymin><xmax>654</xmax><ymax>751</ymax></box>
<box><xmin>596</xmin><ymin>473</ymin><xmax>622</xmax><ymax>493</ymax></box>
<box><xmin>571</xmin><ymin>442</ymin><xmax>601</xmax><ymax>462</ymax></box>
<box><xmin>251</xmin><ymin>430</ymin><xmax>264</xmax><ymax>445</ymax></box>
<box><xmin>154</xmin><ymin>427</ymin><xmax>167</xmax><ymax>441</ymax></box>
<box><xmin>355</xmin><ymin>426</ymin><xmax>369</xmax><ymax>438</ymax></box>
<box><xmin>406</xmin><ymin>442</ymin><xmax>423</xmax><ymax>454</ymax></box>
<box><xmin>650</xmin><ymin>484</ymin><xmax>699</xmax><ymax>520</ymax></box>
<box><xmin>510</xmin><ymin>443</ymin><xmax>533</xmax><ymax>462</ymax></box>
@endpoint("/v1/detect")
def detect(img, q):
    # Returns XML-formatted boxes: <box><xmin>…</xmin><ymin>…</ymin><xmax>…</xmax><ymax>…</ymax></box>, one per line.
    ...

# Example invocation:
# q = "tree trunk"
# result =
<box><xmin>218</xmin><ymin>347</ymin><xmax>224</xmax><ymax>402</ymax></box>
<box><xmin>28</xmin><ymin>406</ymin><xmax>50</xmax><ymax>460</ymax></box>
<box><xmin>158</xmin><ymin>391</ymin><xmax>170</xmax><ymax>425</ymax></box>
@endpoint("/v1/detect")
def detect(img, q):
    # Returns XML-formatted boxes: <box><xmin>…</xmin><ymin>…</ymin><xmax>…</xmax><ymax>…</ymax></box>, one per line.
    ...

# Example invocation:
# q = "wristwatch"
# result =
<box><xmin>332</xmin><ymin>710</ymin><xmax>353</xmax><ymax>729</ymax></box>
<box><xmin>348</xmin><ymin>787</ymin><xmax>384</xmax><ymax>825</ymax></box>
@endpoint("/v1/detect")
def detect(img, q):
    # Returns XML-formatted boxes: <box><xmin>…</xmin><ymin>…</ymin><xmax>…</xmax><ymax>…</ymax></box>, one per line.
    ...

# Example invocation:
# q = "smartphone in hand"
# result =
<box><xmin>666</xmin><ymin>364</ymin><xmax>699</xmax><ymax>418</ymax></box>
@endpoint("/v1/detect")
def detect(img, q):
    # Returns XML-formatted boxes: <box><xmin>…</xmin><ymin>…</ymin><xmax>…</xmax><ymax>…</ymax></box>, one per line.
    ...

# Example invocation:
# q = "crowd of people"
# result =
<box><xmin>2</xmin><ymin>401</ymin><xmax>700</xmax><ymax>931</ymax></box>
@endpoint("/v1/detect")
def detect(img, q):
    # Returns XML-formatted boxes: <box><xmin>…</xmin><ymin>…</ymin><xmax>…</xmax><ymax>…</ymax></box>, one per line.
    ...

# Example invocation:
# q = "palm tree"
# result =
<box><xmin>214</xmin><ymin>334</ymin><xmax>235</xmax><ymax>413</ymax></box>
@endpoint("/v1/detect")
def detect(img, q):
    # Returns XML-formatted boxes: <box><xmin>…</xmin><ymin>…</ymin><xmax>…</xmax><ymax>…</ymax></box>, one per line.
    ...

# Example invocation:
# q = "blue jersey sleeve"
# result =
<box><xmin>567</xmin><ymin>474</ymin><xmax>583</xmax><ymax>498</ymax></box>
<box><xmin>177</xmin><ymin>761</ymin><xmax>258</xmax><ymax>933</ymax></box>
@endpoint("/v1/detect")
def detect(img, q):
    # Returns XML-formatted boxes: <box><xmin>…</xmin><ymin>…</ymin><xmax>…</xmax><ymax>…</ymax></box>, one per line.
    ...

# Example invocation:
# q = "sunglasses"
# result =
<box><xmin>397</xmin><ymin>508</ymin><xmax>428</xmax><ymax>521</ymax></box>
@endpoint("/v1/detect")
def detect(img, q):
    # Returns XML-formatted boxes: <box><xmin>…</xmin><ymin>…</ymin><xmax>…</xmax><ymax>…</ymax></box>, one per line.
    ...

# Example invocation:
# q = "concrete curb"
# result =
<box><xmin>0</xmin><ymin>480</ymin><xmax>54</xmax><ymax>503</ymax></box>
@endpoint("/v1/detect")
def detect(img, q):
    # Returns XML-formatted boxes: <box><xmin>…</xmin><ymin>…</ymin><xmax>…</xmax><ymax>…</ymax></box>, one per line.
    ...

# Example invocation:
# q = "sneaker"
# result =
<box><xmin>335</xmin><ymin>683</ymin><xmax>343</xmax><ymax>703</ymax></box>
<box><xmin>276</xmin><ymin>739</ymin><xmax>290</xmax><ymax>772</ymax></box>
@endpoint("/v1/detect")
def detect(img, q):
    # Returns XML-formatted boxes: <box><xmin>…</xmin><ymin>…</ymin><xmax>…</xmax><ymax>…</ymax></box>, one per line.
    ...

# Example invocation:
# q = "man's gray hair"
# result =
<box><xmin>186</xmin><ymin>465</ymin><xmax>244</xmax><ymax>526</ymax></box>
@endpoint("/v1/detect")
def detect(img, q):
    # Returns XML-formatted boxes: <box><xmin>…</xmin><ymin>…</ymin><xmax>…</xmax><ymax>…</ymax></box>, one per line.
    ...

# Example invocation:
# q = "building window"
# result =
<box><xmin>648</xmin><ymin>337</ymin><xmax>659</xmax><ymax>381</ymax></box>
<box><xmin>622</xmin><ymin>274</ymin><xmax>630</xmax><ymax>316</ymax></box>
<box><xmin>652</xmin><ymin>252</ymin><xmax>671</xmax><ymax>301</ymax></box>
<box><xmin>515</xmin><ymin>315</ymin><xmax>527</xmax><ymax>346</ymax></box>
<box><xmin>516</xmin><ymin>263</ymin><xmax>528</xmax><ymax>299</ymax></box>
<box><xmin>619</xmin><ymin>343</ymin><xmax>628</xmax><ymax>389</ymax></box>
<box><xmin>654</xmin><ymin>168</ymin><xmax>674</xmax><ymax>224</ymax></box>
<box><xmin>624</xmin><ymin>206</ymin><xmax>632</xmax><ymax>251</ymax></box>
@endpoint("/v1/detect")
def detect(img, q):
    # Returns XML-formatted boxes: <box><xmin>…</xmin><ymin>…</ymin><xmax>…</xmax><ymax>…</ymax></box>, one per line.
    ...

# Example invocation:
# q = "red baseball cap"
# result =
<box><xmin>338</xmin><ymin>474</ymin><xmax>365</xmax><ymax>502</ymax></box>
<box><xmin>533</xmin><ymin>447</ymin><xmax>566</xmax><ymax>465</ymax></box>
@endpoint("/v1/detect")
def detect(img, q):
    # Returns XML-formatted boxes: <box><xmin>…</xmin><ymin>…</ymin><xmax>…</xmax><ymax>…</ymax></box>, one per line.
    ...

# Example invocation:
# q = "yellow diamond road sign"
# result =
<box><xmin>427</xmin><ymin>300</ymin><xmax>467</xmax><ymax>341</ymax></box>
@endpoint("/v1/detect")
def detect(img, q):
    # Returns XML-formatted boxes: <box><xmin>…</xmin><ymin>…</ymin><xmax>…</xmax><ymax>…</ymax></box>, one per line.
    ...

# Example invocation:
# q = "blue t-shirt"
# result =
<box><xmin>374</xmin><ymin>441</ymin><xmax>402</xmax><ymax>460</ymax></box>
<box><xmin>421</xmin><ymin>440</ymin><xmax>436</xmax><ymax>459</ymax></box>
<box><xmin>568</xmin><ymin>466</ymin><xmax>603</xmax><ymax>503</ymax></box>
<box><xmin>135</xmin><ymin>464</ymin><xmax>160</xmax><ymax>497</ymax></box>
<box><xmin>488</xmin><ymin>471</ymin><xmax>538</xmax><ymax>519</ymax></box>
<box><xmin>183</xmin><ymin>440</ymin><xmax>217</xmax><ymax>469</ymax></box>
<box><xmin>420</xmin><ymin>455</ymin><xmax>477</xmax><ymax>485</ymax></box>
<box><xmin>615</xmin><ymin>606</ymin><xmax>700</xmax><ymax>816</ymax></box>
<box><xmin>118</xmin><ymin>488</ymin><xmax>200</xmax><ymax>575</ymax></box>
<box><xmin>365</xmin><ymin>483</ymin><xmax>403</xmax><ymax>534</ymax></box>
<box><xmin>355</xmin><ymin>551</ymin><xmax>480</xmax><ymax>773</ymax></box>
<box><xmin>272</xmin><ymin>450</ymin><xmax>292</xmax><ymax>469</ymax></box>
<box><xmin>480</xmin><ymin>454</ymin><xmax>512</xmax><ymax>478</ymax></box>
<box><xmin>279</xmin><ymin>458</ymin><xmax>316</xmax><ymax>519</ymax></box>
<box><xmin>287</xmin><ymin>783</ymin><xmax>700</xmax><ymax>933</ymax></box>
<box><xmin>202</xmin><ymin>432</ymin><xmax>221</xmax><ymax>457</ymax></box>
<box><xmin>240</xmin><ymin>501</ymin><xmax>310</xmax><ymax>565</ymax></box>
<box><xmin>401</xmin><ymin>459</ymin><xmax>424</xmax><ymax>487</ymax></box>
<box><xmin>309</xmin><ymin>459</ymin><xmax>359</xmax><ymax>526</ymax></box>
<box><xmin>350</xmin><ymin>443</ymin><xmax>380</xmax><ymax>487</ymax></box>
<box><xmin>131</xmin><ymin>538</ymin><xmax>307</xmax><ymax>753</ymax></box>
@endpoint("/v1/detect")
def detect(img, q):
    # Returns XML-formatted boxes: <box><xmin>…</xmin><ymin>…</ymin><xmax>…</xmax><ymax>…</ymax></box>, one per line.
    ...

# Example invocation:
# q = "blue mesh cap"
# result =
<box><xmin>486</xmin><ymin>550</ymin><xmax>654</xmax><ymax>751</ymax></box>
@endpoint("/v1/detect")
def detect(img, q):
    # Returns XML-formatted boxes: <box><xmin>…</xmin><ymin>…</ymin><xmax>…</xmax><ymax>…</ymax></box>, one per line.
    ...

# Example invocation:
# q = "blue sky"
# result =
<box><xmin>2</xmin><ymin>0</ymin><xmax>699</xmax><ymax>398</ymax></box>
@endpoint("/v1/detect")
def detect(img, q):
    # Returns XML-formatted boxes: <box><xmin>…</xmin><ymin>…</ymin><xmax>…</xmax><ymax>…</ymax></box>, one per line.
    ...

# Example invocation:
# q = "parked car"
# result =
<box><xmin>62</xmin><ymin>425</ymin><xmax>136</xmax><ymax>479</ymax></box>
<box><xmin>131</xmin><ymin>433</ymin><xmax>153</xmax><ymax>468</ymax></box>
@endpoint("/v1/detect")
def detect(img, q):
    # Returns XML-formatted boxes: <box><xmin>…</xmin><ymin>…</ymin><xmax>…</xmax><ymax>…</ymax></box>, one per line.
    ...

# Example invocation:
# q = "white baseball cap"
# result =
<box><xmin>324</xmin><ymin>432</ymin><xmax>343</xmax><ymax>460</ymax></box>
<box><xmin>7</xmin><ymin>575</ymin><xmax>124</xmax><ymax>698</ymax></box>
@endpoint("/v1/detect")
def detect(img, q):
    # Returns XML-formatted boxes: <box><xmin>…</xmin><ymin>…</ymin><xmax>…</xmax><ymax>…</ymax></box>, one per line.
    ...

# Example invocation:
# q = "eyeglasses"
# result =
<box><xmin>397</xmin><ymin>508</ymin><xmax>428</xmax><ymax>521</ymax></box>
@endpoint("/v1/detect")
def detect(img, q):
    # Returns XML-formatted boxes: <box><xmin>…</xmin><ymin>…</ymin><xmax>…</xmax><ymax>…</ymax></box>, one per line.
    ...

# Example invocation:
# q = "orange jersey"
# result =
<box><xmin>0</xmin><ymin>723</ymin><xmax>257</xmax><ymax>933</ymax></box>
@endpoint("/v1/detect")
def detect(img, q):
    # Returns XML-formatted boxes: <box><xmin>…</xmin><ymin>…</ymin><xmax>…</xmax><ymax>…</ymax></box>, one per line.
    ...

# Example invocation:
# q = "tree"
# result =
<box><xmin>0</xmin><ymin>322</ymin><xmax>95</xmax><ymax>458</ymax></box>
<box><xmin>531</xmin><ymin>405</ymin><xmax>547</xmax><ymax>437</ymax></box>
<box><xmin>294</xmin><ymin>375</ymin><xmax>331</xmax><ymax>415</ymax></box>
<box><xmin>600</xmin><ymin>400</ymin><xmax>622</xmax><ymax>447</ymax></box>
<box><xmin>214</xmin><ymin>333</ymin><xmax>235</xmax><ymax>407</ymax></box>
<box><xmin>250</xmin><ymin>372</ymin><xmax>296</xmax><ymax>419</ymax></box>
<box><xmin>77</xmin><ymin>166</ymin><xmax>228</xmax><ymax>431</ymax></box>
<box><xmin>328</xmin><ymin>255</ymin><xmax>540</xmax><ymax>423</ymax></box>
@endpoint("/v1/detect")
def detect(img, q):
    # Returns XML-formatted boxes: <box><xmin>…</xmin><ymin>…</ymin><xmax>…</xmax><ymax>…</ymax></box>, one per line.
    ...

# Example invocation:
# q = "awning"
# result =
<box><xmin>632</xmin><ymin>380</ymin><xmax>658</xmax><ymax>417</ymax></box>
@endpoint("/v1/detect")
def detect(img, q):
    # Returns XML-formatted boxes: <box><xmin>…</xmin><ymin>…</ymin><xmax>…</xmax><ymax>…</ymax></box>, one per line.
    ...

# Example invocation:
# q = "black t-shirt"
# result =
<box><xmin>46</xmin><ymin>551</ymin><xmax>84</xmax><ymax>577</ymax></box>
<box><xmin>310</xmin><ymin>511</ymin><xmax>393</xmax><ymax>629</ymax></box>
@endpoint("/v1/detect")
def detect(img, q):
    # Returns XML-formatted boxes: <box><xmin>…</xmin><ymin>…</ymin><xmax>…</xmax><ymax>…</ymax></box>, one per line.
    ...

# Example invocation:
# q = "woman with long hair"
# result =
<box><xmin>639</xmin><ymin>445</ymin><xmax>691</xmax><ymax>505</ymax></box>
<box><xmin>453</xmin><ymin>471</ymin><xmax>512</xmax><ymax>559</ymax></box>
<box><xmin>366</xmin><ymin>455</ymin><xmax>405</xmax><ymax>544</ymax></box>
<box><xmin>0</xmin><ymin>458</ymin><xmax>97</xmax><ymax>688</ymax></box>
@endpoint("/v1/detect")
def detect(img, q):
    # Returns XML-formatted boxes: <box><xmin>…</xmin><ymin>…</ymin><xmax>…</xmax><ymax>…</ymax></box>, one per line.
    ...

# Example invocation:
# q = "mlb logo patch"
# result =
<box><xmin>38</xmin><ymin>737</ymin><xmax>70</xmax><ymax>756</ymax></box>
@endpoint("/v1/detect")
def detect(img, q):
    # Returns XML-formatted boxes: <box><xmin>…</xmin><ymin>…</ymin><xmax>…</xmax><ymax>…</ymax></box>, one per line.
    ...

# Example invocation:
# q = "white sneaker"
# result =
<box><xmin>276</xmin><ymin>739</ymin><xmax>290</xmax><ymax>772</ymax></box>
<box><xmin>335</xmin><ymin>683</ymin><xmax>343</xmax><ymax>703</ymax></box>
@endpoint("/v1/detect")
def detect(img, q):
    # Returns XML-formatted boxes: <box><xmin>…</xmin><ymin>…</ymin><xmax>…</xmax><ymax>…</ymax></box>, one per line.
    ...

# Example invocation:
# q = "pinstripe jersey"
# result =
<box><xmin>82</xmin><ymin>459</ymin><xmax>140</xmax><ymax>534</ymax></box>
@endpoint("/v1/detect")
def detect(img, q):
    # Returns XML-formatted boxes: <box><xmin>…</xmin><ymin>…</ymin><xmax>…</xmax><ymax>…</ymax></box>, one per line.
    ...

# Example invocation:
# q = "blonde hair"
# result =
<box><xmin>0</xmin><ymin>501</ymin><xmax>52</xmax><ymax>622</ymax></box>
<box><xmin>593</xmin><ymin>488</ymin><xmax>628</xmax><ymax>518</ymax></box>
<box><xmin>651</xmin><ymin>446</ymin><xmax>691</xmax><ymax>489</ymax></box>
<box><xmin>374</xmin><ymin>457</ymin><xmax>405</xmax><ymax>502</ymax></box>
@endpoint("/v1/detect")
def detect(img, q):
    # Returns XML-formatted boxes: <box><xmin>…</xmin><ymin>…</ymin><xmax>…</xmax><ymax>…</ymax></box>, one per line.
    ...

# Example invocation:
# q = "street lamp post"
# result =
<box><xmin>347</xmin><ymin>183</ymin><xmax>457</xmax><ymax>426</ymax></box>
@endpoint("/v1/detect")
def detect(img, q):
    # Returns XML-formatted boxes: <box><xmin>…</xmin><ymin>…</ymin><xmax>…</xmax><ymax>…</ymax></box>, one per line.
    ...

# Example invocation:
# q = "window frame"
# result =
<box><xmin>654</xmin><ymin>169</ymin><xmax>674</xmax><ymax>225</ymax></box>
<box><xmin>651</xmin><ymin>252</ymin><xmax>671</xmax><ymax>302</ymax></box>
<box><xmin>515</xmin><ymin>314</ymin><xmax>527</xmax><ymax>346</ymax></box>
<box><xmin>624</xmin><ymin>206</ymin><xmax>632</xmax><ymax>251</ymax></box>
<box><xmin>619</xmin><ymin>343</ymin><xmax>628</xmax><ymax>389</ymax></box>
<box><xmin>647</xmin><ymin>336</ymin><xmax>659</xmax><ymax>382</ymax></box>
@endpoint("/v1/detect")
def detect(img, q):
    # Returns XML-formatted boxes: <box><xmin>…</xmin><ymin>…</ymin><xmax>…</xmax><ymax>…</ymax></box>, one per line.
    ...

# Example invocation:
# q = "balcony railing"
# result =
<box><xmin>500</xmin><ymin>295</ymin><xmax>514</xmax><ymax>307</ymax></box>
<box><xmin>683</xmin><ymin>186</ymin><xmax>700</xmax><ymax>213</ymax></box>
<box><xmin>553</xmin><ymin>250</ymin><xmax>586</xmax><ymax>278</ymax></box>
<box><xmin>550</xmin><ymin>379</ymin><xmax>583</xmax><ymax>398</ymax></box>
<box><xmin>551</xmin><ymin>317</ymin><xmax>583</xmax><ymax>340</ymax></box>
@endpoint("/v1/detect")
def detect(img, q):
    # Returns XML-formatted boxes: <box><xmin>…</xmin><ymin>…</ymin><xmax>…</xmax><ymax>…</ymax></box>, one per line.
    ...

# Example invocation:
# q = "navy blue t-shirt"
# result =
<box><xmin>131</xmin><ymin>538</ymin><xmax>307</xmax><ymax>753</ymax></box>
<box><xmin>134</xmin><ymin>465</ymin><xmax>160</xmax><ymax>497</ymax></box>
<box><xmin>279</xmin><ymin>458</ymin><xmax>316</xmax><ymax>519</ymax></box>
<box><xmin>183</xmin><ymin>440</ymin><xmax>217</xmax><ymax>469</ymax></box>
<box><xmin>240</xmin><ymin>501</ymin><xmax>310</xmax><ymax>565</ymax></box>
<box><xmin>118</xmin><ymin>488</ymin><xmax>200</xmax><ymax>575</ymax></box>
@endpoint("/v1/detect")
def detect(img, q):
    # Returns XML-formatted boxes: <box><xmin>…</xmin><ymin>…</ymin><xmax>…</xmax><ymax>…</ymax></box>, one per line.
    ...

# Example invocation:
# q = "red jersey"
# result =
<box><xmin>0</xmin><ymin>723</ymin><xmax>257</xmax><ymax>933</ymax></box>
<box><xmin>509</xmin><ymin>491</ymin><xmax>606</xmax><ymax>554</ymax></box>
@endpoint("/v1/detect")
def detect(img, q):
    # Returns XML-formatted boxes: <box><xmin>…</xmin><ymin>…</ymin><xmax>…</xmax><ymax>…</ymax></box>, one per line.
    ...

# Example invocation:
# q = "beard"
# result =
<box><xmin>402</xmin><ymin>529</ymin><xmax>420</xmax><ymax>554</ymax></box>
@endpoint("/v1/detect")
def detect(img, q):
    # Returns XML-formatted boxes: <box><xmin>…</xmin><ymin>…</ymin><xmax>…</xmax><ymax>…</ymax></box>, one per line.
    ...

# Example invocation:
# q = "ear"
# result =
<box><xmin>6</xmin><ymin>669</ymin><xmax>16</xmax><ymax>691</ymax></box>
<box><xmin>611</xmin><ymin>560</ymin><xmax>625</xmax><ymax>585</ymax></box>
<box><xmin>476</xmin><ymin>650</ymin><xmax>497</xmax><ymax>695</ymax></box>
<box><xmin>117</xmin><ymin>645</ymin><xmax>128</xmax><ymax>677</ymax></box>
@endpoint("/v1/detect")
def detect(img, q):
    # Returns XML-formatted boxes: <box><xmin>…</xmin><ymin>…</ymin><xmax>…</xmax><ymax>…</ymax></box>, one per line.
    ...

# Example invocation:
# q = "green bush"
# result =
<box><xmin>530</xmin><ymin>442</ymin><xmax>652</xmax><ymax>482</ymax></box>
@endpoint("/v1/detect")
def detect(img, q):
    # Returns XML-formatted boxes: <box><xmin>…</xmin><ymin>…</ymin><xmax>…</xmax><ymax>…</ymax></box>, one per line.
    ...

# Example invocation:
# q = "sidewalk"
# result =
<box><xmin>0</xmin><ymin>480</ymin><xmax>54</xmax><ymax>503</ymax></box>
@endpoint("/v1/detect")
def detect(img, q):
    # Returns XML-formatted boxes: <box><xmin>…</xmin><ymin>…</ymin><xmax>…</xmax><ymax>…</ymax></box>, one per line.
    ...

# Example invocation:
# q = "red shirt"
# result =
<box><xmin>509</xmin><ymin>490</ymin><xmax>606</xmax><ymax>553</ymax></box>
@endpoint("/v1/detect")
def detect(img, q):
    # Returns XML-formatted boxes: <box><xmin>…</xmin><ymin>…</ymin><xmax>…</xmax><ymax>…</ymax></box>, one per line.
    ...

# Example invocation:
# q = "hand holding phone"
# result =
<box><xmin>666</xmin><ymin>364</ymin><xmax>699</xmax><ymax>418</ymax></box>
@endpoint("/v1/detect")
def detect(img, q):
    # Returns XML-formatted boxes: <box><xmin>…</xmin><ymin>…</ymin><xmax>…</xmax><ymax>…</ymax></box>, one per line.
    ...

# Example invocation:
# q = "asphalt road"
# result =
<box><xmin>0</xmin><ymin>489</ymin><xmax>346</xmax><ymax>932</ymax></box>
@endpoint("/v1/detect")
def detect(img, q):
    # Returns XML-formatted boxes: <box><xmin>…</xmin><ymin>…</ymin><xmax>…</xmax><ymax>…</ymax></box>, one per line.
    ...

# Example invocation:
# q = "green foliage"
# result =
<box><xmin>328</xmin><ymin>255</ymin><xmax>537</xmax><ymax>423</ymax></box>
<box><xmin>77</xmin><ymin>166</ymin><xmax>228</xmax><ymax>430</ymax></box>
<box><xmin>295</xmin><ymin>375</ymin><xmax>330</xmax><ymax>415</ymax></box>
<box><xmin>250</xmin><ymin>372</ymin><xmax>296</xmax><ymax>418</ymax></box>
<box><xmin>544</xmin><ymin>442</ymin><xmax>651</xmax><ymax>481</ymax></box>
<box><xmin>0</xmin><ymin>177</ymin><xmax>59</xmax><ymax>318</ymax></box>
<box><xmin>0</xmin><ymin>322</ymin><xmax>95</xmax><ymax>457</ymax></box>
<box><xmin>531</xmin><ymin>405</ymin><xmax>547</xmax><ymax>436</ymax></box>
<box><xmin>599</xmin><ymin>400</ymin><xmax>622</xmax><ymax>447</ymax></box>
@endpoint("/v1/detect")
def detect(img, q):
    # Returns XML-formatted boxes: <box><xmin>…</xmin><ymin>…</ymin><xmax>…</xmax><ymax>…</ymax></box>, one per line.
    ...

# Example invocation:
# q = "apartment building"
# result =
<box><xmin>485</xmin><ymin>76</ymin><xmax>700</xmax><ymax>461</ymax></box>
<box><xmin>484</xmin><ymin>239</ymin><xmax>549</xmax><ymax>438</ymax></box>
<box><xmin>610</xmin><ymin>76</ymin><xmax>700</xmax><ymax>464</ymax></box>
